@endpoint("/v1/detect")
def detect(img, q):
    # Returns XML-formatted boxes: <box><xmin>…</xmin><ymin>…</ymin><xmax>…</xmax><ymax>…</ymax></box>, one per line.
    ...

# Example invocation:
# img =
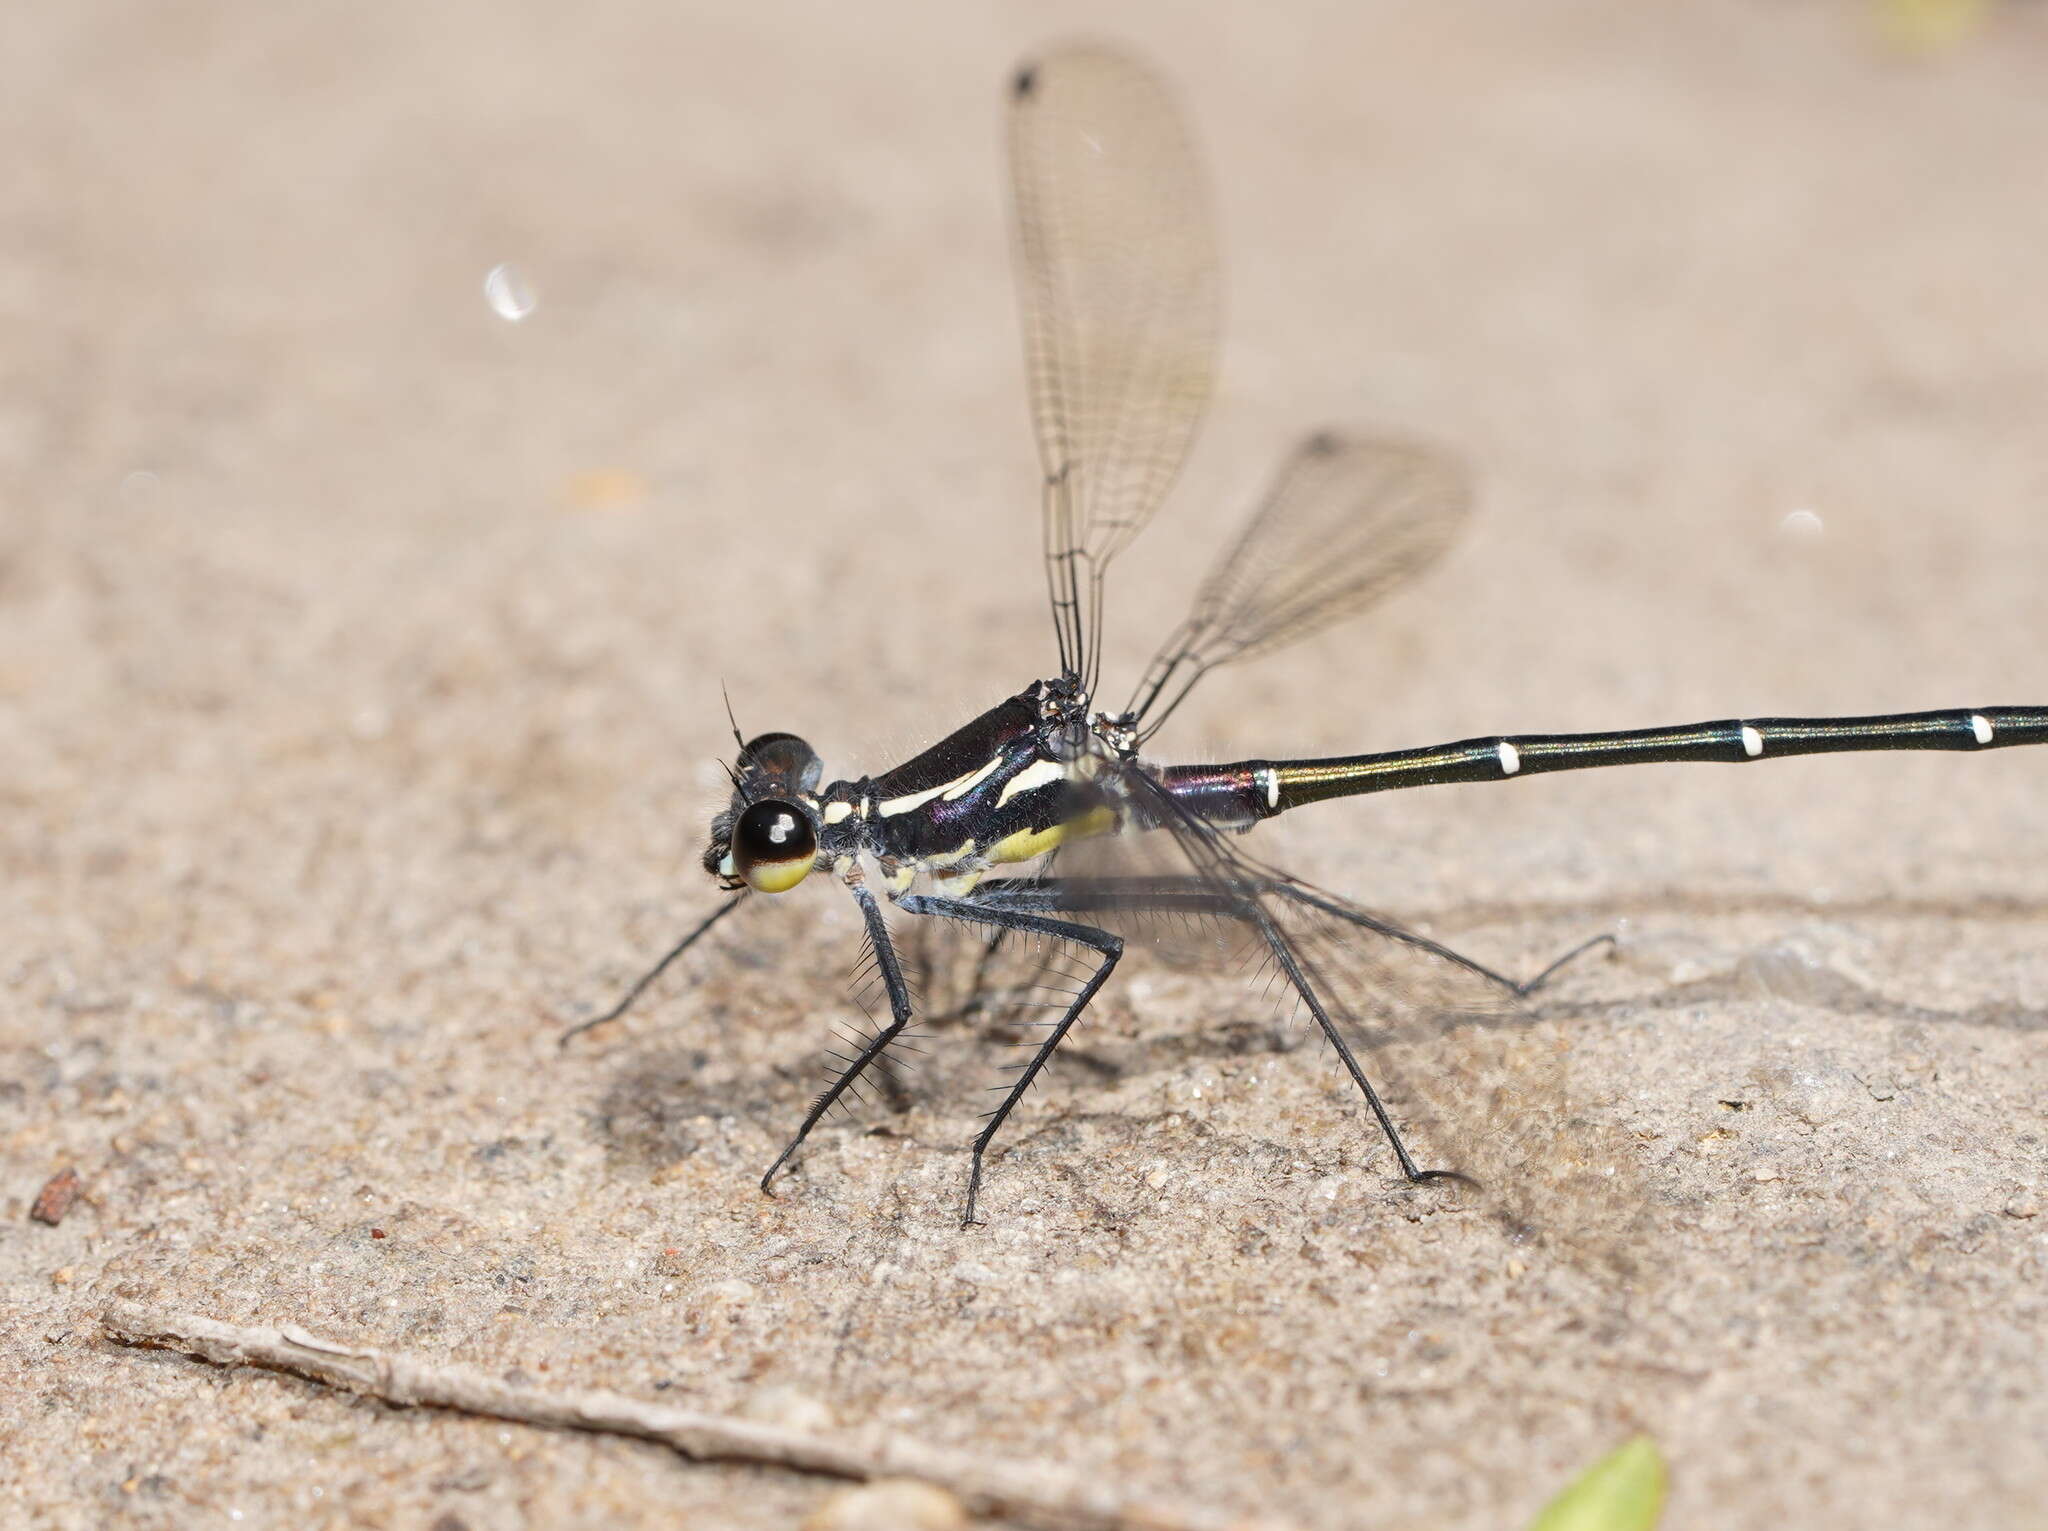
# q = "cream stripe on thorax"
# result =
<box><xmin>876</xmin><ymin>755</ymin><xmax>1003</xmax><ymax>817</ymax></box>
<box><xmin>996</xmin><ymin>757</ymin><xmax>1066</xmax><ymax>805</ymax></box>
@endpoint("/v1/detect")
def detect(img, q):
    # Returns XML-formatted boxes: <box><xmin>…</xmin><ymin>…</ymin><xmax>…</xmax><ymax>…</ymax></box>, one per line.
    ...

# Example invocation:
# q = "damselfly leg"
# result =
<box><xmin>558</xmin><ymin>895</ymin><xmax>744</xmax><ymax>1048</ymax></box>
<box><xmin>892</xmin><ymin>895</ymin><xmax>1124</xmax><ymax>1225</ymax></box>
<box><xmin>756</xmin><ymin>881</ymin><xmax>915</xmax><ymax>1192</ymax></box>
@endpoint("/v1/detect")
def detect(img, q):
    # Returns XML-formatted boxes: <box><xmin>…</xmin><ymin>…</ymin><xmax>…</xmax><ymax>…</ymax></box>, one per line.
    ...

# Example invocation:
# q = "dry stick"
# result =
<box><xmin>102</xmin><ymin>1302</ymin><xmax>1291</xmax><ymax>1531</ymax></box>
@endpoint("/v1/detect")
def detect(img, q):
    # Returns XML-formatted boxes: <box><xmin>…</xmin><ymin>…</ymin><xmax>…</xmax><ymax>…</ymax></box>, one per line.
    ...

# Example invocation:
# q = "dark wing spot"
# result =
<box><xmin>1012</xmin><ymin>64</ymin><xmax>1037</xmax><ymax>99</ymax></box>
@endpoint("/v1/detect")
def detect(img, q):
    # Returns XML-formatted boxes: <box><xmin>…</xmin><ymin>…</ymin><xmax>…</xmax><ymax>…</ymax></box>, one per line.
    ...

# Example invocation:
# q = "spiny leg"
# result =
<box><xmin>898</xmin><ymin>893</ymin><xmax>1123</xmax><ymax>1226</ymax></box>
<box><xmin>759</xmin><ymin>882</ymin><xmax>914</xmax><ymax>1193</ymax></box>
<box><xmin>559</xmin><ymin>894</ymin><xmax>748</xmax><ymax>1047</ymax></box>
<box><xmin>849</xmin><ymin>927</ymin><xmax>927</xmax><ymax>1113</ymax></box>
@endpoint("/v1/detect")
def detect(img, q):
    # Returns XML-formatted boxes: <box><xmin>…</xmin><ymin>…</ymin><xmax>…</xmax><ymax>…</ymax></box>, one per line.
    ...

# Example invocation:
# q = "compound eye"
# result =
<box><xmin>740</xmin><ymin>732</ymin><xmax>823</xmax><ymax>792</ymax></box>
<box><xmin>731</xmin><ymin>799</ymin><xmax>817</xmax><ymax>894</ymax></box>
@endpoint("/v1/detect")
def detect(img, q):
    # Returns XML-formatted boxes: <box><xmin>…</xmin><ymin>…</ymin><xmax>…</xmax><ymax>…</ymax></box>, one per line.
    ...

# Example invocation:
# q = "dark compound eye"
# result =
<box><xmin>730</xmin><ymin>799</ymin><xmax>817</xmax><ymax>894</ymax></box>
<box><xmin>739</xmin><ymin>733</ymin><xmax>822</xmax><ymax>792</ymax></box>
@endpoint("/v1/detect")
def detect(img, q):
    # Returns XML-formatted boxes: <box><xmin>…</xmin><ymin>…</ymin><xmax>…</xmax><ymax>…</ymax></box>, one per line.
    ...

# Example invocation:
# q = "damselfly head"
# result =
<box><xmin>703</xmin><ymin>732</ymin><xmax>825</xmax><ymax>893</ymax></box>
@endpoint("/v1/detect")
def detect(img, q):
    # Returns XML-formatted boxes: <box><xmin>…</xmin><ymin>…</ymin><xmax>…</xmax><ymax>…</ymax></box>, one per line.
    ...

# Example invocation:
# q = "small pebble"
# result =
<box><xmin>802</xmin><ymin>1479</ymin><xmax>966</xmax><ymax>1531</ymax></box>
<box><xmin>741</xmin><ymin>1385</ymin><xmax>836</xmax><ymax>1434</ymax></box>
<box><xmin>31</xmin><ymin>1168</ymin><xmax>82</xmax><ymax>1225</ymax></box>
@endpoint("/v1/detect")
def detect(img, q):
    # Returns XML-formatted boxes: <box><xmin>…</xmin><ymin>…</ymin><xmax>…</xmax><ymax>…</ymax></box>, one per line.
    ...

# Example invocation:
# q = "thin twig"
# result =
<box><xmin>101</xmin><ymin>1302</ymin><xmax>1291</xmax><ymax>1531</ymax></box>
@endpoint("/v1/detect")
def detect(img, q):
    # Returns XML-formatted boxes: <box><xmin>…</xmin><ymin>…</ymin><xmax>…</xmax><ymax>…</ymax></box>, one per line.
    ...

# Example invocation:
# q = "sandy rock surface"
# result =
<box><xmin>6</xmin><ymin>4</ymin><xmax>2046</xmax><ymax>1528</ymax></box>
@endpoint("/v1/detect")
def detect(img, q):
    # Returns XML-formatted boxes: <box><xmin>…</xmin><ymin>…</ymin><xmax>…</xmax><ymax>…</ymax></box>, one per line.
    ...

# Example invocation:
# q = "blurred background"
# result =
<box><xmin>11</xmin><ymin>1</ymin><xmax>2048</xmax><ymax>904</ymax></box>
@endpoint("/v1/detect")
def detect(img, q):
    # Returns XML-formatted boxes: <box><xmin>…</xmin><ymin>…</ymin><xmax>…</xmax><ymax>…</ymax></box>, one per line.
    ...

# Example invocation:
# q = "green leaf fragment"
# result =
<box><xmin>1526</xmin><ymin>1435</ymin><xmax>1668</xmax><ymax>1531</ymax></box>
<box><xmin>1877</xmin><ymin>0</ymin><xmax>1991</xmax><ymax>54</ymax></box>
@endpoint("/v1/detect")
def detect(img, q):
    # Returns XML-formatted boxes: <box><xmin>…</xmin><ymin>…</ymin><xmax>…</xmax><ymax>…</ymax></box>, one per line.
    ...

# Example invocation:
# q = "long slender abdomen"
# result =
<box><xmin>1160</xmin><ymin>707</ymin><xmax>2048</xmax><ymax>819</ymax></box>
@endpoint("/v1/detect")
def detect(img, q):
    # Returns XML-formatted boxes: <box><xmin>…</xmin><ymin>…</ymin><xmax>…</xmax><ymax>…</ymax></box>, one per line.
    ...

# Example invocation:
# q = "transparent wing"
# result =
<box><xmin>1008</xmin><ymin>45</ymin><xmax>1220</xmax><ymax>685</ymax></box>
<box><xmin>1127</xmin><ymin>431</ymin><xmax>1471</xmax><ymax>735</ymax></box>
<box><xmin>1021</xmin><ymin>762</ymin><xmax>1646</xmax><ymax>1272</ymax></box>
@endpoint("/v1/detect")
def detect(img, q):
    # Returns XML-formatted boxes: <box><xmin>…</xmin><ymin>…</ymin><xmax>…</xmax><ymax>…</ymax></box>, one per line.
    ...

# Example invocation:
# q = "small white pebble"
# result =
<box><xmin>741</xmin><ymin>1385</ymin><xmax>836</xmax><ymax>1434</ymax></box>
<box><xmin>803</xmin><ymin>1479</ymin><xmax>966</xmax><ymax>1531</ymax></box>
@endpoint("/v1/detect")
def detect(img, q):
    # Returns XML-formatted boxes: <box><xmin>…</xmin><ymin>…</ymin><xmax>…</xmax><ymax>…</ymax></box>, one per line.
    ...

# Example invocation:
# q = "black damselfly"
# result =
<box><xmin>566</xmin><ymin>45</ymin><xmax>2048</xmax><ymax>1229</ymax></box>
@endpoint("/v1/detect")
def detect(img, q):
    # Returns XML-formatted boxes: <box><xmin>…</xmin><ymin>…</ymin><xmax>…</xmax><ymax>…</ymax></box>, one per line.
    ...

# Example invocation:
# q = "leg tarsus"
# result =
<box><xmin>1263</xmin><ymin>879</ymin><xmax>1614</xmax><ymax>1003</ymax></box>
<box><xmin>1405</xmin><ymin>1166</ymin><xmax>1480</xmax><ymax>1190</ymax></box>
<box><xmin>961</xmin><ymin>1152</ymin><xmax>988</xmax><ymax>1229</ymax></box>
<box><xmin>559</xmin><ymin>895</ymin><xmax>747</xmax><ymax>1048</ymax></box>
<box><xmin>1512</xmin><ymin>931</ymin><xmax>1617</xmax><ymax>997</ymax></box>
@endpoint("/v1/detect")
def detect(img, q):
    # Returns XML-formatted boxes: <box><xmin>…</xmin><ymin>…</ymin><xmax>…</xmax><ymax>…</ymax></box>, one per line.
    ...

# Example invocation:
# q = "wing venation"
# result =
<box><xmin>1008</xmin><ymin>45</ymin><xmax>1220</xmax><ymax>680</ymax></box>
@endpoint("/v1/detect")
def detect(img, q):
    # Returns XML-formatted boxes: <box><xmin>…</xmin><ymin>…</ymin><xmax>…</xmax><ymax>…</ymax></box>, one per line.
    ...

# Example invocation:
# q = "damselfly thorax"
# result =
<box><xmin>711</xmin><ymin>679</ymin><xmax>1133</xmax><ymax>903</ymax></box>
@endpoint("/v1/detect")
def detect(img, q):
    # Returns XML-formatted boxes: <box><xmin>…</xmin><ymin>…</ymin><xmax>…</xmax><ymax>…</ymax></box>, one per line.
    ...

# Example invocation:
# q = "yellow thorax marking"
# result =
<box><xmin>989</xmin><ymin>805</ymin><xmax>1116</xmax><ymax>865</ymax></box>
<box><xmin>930</xmin><ymin>868</ymin><xmax>986</xmax><ymax>898</ymax></box>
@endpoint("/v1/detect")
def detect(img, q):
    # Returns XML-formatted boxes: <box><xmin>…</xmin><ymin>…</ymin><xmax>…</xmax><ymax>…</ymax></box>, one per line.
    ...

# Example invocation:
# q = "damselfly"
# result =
<box><xmin>567</xmin><ymin>45</ymin><xmax>2048</xmax><ymax>1228</ymax></box>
